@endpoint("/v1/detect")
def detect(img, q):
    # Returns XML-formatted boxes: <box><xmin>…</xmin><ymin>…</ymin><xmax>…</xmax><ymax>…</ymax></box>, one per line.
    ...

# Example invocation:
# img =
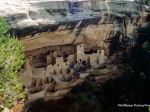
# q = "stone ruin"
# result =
<box><xmin>19</xmin><ymin>44</ymin><xmax>105</xmax><ymax>101</ymax></box>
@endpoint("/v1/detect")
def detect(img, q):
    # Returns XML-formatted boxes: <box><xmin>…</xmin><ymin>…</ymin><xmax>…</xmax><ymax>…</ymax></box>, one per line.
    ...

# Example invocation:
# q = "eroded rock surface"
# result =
<box><xmin>0</xmin><ymin>0</ymin><xmax>150</xmax><ymax>102</ymax></box>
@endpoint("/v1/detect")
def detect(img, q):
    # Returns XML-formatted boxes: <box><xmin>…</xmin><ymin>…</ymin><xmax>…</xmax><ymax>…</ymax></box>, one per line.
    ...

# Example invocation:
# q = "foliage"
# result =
<box><xmin>0</xmin><ymin>17</ymin><xmax>25</xmax><ymax>109</ymax></box>
<box><xmin>23</xmin><ymin>98</ymin><xmax>45</xmax><ymax>112</ymax></box>
<box><xmin>69</xmin><ymin>102</ymin><xmax>80</xmax><ymax>112</ymax></box>
<box><xmin>134</xmin><ymin>0</ymin><xmax>150</xmax><ymax>4</ymax></box>
<box><xmin>0</xmin><ymin>17</ymin><xmax>9</xmax><ymax>35</ymax></box>
<box><xmin>142</xmin><ymin>41</ymin><xmax>150</xmax><ymax>52</ymax></box>
<box><xmin>75</xmin><ymin>93</ymin><xmax>100</xmax><ymax>106</ymax></box>
<box><xmin>98</xmin><ymin>39</ymin><xmax>150</xmax><ymax>112</ymax></box>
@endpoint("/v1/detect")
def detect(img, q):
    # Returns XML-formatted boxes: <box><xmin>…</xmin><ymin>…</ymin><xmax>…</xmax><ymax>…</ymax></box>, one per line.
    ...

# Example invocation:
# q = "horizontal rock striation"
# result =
<box><xmin>1</xmin><ymin>0</ymin><xmax>150</xmax><ymax>102</ymax></box>
<box><xmin>0</xmin><ymin>0</ymin><xmax>141</xmax><ymax>37</ymax></box>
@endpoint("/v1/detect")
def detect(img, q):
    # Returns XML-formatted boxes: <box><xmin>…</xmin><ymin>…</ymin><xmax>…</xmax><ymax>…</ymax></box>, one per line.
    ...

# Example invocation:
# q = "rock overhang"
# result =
<box><xmin>1</xmin><ymin>0</ymin><xmax>150</xmax><ymax>102</ymax></box>
<box><xmin>0</xmin><ymin>0</ymin><xmax>142</xmax><ymax>37</ymax></box>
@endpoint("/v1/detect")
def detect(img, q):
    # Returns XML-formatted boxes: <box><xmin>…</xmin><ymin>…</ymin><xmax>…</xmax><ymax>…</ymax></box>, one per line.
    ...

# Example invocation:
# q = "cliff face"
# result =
<box><xmin>0</xmin><ymin>0</ymin><xmax>138</xmax><ymax>29</ymax></box>
<box><xmin>0</xmin><ymin>0</ymin><xmax>149</xmax><ymax>102</ymax></box>
<box><xmin>0</xmin><ymin>0</ymin><xmax>143</xmax><ymax>51</ymax></box>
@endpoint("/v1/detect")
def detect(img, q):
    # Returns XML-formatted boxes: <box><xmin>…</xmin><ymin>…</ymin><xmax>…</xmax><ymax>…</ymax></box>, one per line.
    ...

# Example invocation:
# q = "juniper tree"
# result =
<box><xmin>0</xmin><ymin>17</ymin><xmax>25</xmax><ymax>109</ymax></box>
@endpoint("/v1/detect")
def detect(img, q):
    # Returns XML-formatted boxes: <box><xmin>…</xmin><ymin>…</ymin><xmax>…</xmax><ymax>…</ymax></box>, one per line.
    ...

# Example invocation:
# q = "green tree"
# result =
<box><xmin>0</xmin><ymin>17</ymin><xmax>25</xmax><ymax>109</ymax></box>
<box><xmin>142</xmin><ymin>41</ymin><xmax>150</xmax><ymax>52</ymax></box>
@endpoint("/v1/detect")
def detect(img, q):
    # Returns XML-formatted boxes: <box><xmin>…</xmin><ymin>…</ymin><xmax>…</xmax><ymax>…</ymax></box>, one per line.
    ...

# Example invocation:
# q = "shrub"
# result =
<box><xmin>0</xmin><ymin>17</ymin><xmax>25</xmax><ymax>109</ymax></box>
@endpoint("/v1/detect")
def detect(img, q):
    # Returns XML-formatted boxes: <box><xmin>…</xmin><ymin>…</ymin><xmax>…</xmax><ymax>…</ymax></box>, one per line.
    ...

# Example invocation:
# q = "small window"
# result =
<box><xmin>99</xmin><ymin>51</ymin><xmax>101</xmax><ymax>53</ymax></box>
<box><xmin>93</xmin><ymin>50</ymin><xmax>97</xmax><ymax>53</ymax></box>
<box><xmin>57</xmin><ymin>64</ymin><xmax>59</xmax><ymax>66</ymax></box>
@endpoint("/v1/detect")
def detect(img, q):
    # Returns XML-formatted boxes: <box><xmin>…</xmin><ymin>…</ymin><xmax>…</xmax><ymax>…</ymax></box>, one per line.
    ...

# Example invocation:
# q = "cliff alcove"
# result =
<box><xmin>0</xmin><ymin>0</ymin><xmax>150</xmax><ymax>112</ymax></box>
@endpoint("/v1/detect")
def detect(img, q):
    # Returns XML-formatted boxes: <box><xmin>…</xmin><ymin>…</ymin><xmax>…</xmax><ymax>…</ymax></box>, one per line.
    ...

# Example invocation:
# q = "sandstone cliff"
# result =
<box><xmin>0</xmin><ymin>0</ymin><xmax>150</xmax><ymax>102</ymax></box>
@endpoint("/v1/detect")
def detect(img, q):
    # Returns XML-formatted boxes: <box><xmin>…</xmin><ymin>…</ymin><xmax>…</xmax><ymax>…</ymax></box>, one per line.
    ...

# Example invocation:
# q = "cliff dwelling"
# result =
<box><xmin>19</xmin><ymin>43</ymin><xmax>105</xmax><ymax>101</ymax></box>
<box><xmin>0</xmin><ymin>0</ymin><xmax>147</xmax><ymax>103</ymax></box>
